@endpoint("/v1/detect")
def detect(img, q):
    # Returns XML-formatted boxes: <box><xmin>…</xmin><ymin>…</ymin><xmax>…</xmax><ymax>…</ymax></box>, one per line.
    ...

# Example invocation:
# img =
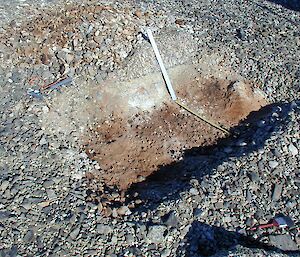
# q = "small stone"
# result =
<box><xmin>288</xmin><ymin>143</ymin><xmax>298</xmax><ymax>156</ymax></box>
<box><xmin>42</xmin><ymin>106</ymin><xmax>49</xmax><ymax>113</ymax></box>
<box><xmin>273</xmin><ymin>149</ymin><xmax>281</xmax><ymax>157</ymax></box>
<box><xmin>83</xmin><ymin>52</ymin><xmax>93</xmax><ymax>63</ymax></box>
<box><xmin>69</xmin><ymin>226</ymin><xmax>80</xmax><ymax>240</ymax></box>
<box><xmin>246</xmin><ymin>189</ymin><xmax>252</xmax><ymax>202</ymax></box>
<box><xmin>217</xmin><ymin>165</ymin><xmax>225</xmax><ymax>172</ymax></box>
<box><xmin>0</xmin><ymin>211</ymin><xmax>11</xmax><ymax>220</ymax></box>
<box><xmin>163</xmin><ymin>211</ymin><xmax>179</xmax><ymax>228</ymax></box>
<box><xmin>175</xmin><ymin>19</ymin><xmax>185</xmax><ymax>26</ymax></box>
<box><xmin>102</xmin><ymin>207</ymin><xmax>112</xmax><ymax>217</ymax></box>
<box><xmin>268</xmin><ymin>160</ymin><xmax>279</xmax><ymax>169</ymax></box>
<box><xmin>245</xmin><ymin>217</ymin><xmax>255</xmax><ymax>227</ymax></box>
<box><xmin>257</xmin><ymin>120</ymin><xmax>266</xmax><ymax>127</ymax></box>
<box><xmin>57</xmin><ymin>49</ymin><xmax>74</xmax><ymax>64</ymax></box>
<box><xmin>23</xmin><ymin>230</ymin><xmax>34</xmax><ymax>243</ymax></box>
<box><xmin>38</xmin><ymin>201</ymin><xmax>51</xmax><ymax>208</ymax></box>
<box><xmin>125</xmin><ymin>234</ymin><xmax>134</xmax><ymax>244</ymax></box>
<box><xmin>39</xmin><ymin>137</ymin><xmax>48</xmax><ymax>146</ymax></box>
<box><xmin>94</xmin><ymin>35</ymin><xmax>103</xmax><ymax>45</ymax></box>
<box><xmin>236</xmin><ymin>140</ymin><xmax>247</xmax><ymax>147</ymax></box>
<box><xmin>135</xmin><ymin>10</ymin><xmax>143</xmax><ymax>18</ymax></box>
<box><xmin>237</xmin><ymin>28</ymin><xmax>246</xmax><ymax>40</ymax></box>
<box><xmin>223</xmin><ymin>216</ymin><xmax>232</xmax><ymax>223</ymax></box>
<box><xmin>272</xmin><ymin>183</ymin><xmax>283</xmax><ymax>201</ymax></box>
<box><xmin>269</xmin><ymin>234</ymin><xmax>299</xmax><ymax>251</ymax></box>
<box><xmin>189</xmin><ymin>188</ymin><xmax>199</xmax><ymax>195</ymax></box>
<box><xmin>41</xmin><ymin>53</ymin><xmax>49</xmax><ymax>64</ymax></box>
<box><xmin>46</xmin><ymin>189</ymin><xmax>57</xmax><ymax>200</ymax></box>
<box><xmin>111</xmin><ymin>235</ymin><xmax>118</xmax><ymax>244</ymax></box>
<box><xmin>43</xmin><ymin>179</ymin><xmax>55</xmax><ymax>188</ymax></box>
<box><xmin>96</xmin><ymin>224</ymin><xmax>113</xmax><ymax>235</ymax></box>
<box><xmin>193</xmin><ymin>208</ymin><xmax>203</xmax><ymax>217</ymax></box>
<box><xmin>0</xmin><ymin>180</ymin><xmax>9</xmax><ymax>191</ymax></box>
<box><xmin>137</xmin><ymin>175</ymin><xmax>145</xmax><ymax>182</ymax></box>
<box><xmin>248</xmin><ymin>172</ymin><xmax>260</xmax><ymax>182</ymax></box>
<box><xmin>117</xmin><ymin>206</ymin><xmax>131</xmax><ymax>216</ymax></box>
<box><xmin>147</xmin><ymin>225</ymin><xmax>167</xmax><ymax>244</ymax></box>
<box><xmin>161</xmin><ymin>248</ymin><xmax>171</xmax><ymax>257</ymax></box>
<box><xmin>112</xmin><ymin>208</ymin><xmax>118</xmax><ymax>218</ymax></box>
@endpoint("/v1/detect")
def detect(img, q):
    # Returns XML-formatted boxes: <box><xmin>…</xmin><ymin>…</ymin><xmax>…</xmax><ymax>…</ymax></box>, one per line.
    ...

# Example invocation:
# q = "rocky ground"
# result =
<box><xmin>0</xmin><ymin>0</ymin><xmax>299</xmax><ymax>256</ymax></box>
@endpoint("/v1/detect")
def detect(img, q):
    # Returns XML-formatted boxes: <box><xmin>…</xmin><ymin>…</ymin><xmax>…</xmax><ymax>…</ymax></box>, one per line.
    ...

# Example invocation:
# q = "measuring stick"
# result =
<box><xmin>146</xmin><ymin>29</ymin><xmax>177</xmax><ymax>101</ymax></box>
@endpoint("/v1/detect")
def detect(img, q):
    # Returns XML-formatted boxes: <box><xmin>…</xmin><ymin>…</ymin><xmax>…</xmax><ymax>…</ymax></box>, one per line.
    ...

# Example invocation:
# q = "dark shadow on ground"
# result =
<box><xmin>267</xmin><ymin>0</ymin><xmax>300</xmax><ymax>11</ymax></box>
<box><xmin>176</xmin><ymin>221</ymin><xmax>299</xmax><ymax>256</ymax></box>
<box><xmin>128</xmin><ymin>101</ymin><xmax>298</xmax><ymax>210</ymax></box>
<box><xmin>254</xmin><ymin>2</ymin><xmax>299</xmax><ymax>26</ymax></box>
<box><xmin>125</xmin><ymin>100</ymin><xmax>299</xmax><ymax>255</ymax></box>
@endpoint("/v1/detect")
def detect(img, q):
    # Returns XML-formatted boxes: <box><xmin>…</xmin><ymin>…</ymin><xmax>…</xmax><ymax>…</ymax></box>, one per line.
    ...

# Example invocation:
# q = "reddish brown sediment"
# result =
<box><xmin>84</xmin><ymin>76</ymin><xmax>266</xmax><ymax>190</ymax></box>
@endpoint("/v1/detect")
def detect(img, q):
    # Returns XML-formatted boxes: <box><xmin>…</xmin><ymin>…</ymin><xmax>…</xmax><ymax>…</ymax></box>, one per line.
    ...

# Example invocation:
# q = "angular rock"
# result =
<box><xmin>163</xmin><ymin>211</ymin><xmax>179</xmax><ymax>228</ymax></box>
<box><xmin>96</xmin><ymin>224</ymin><xmax>113</xmax><ymax>235</ymax></box>
<box><xmin>69</xmin><ymin>226</ymin><xmax>80</xmax><ymax>240</ymax></box>
<box><xmin>23</xmin><ymin>230</ymin><xmax>34</xmax><ymax>243</ymax></box>
<box><xmin>288</xmin><ymin>143</ymin><xmax>298</xmax><ymax>156</ymax></box>
<box><xmin>0</xmin><ymin>211</ymin><xmax>12</xmax><ymax>220</ymax></box>
<box><xmin>117</xmin><ymin>205</ymin><xmax>131</xmax><ymax>216</ymax></box>
<box><xmin>272</xmin><ymin>183</ymin><xmax>283</xmax><ymax>201</ymax></box>
<box><xmin>269</xmin><ymin>234</ymin><xmax>299</xmax><ymax>251</ymax></box>
<box><xmin>146</xmin><ymin>225</ymin><xmax>167</xmax><ymax>244</ymax></box>
<box><xmin>268</xmin><ymin>160</ymin><xmax>279</xmax><ymax>169</ymax></box>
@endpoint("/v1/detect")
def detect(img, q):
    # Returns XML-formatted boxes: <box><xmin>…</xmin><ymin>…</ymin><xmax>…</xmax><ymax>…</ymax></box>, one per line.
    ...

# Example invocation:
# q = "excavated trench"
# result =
<box><xmin>39</xmin><ymin>28</ymin><xmax>267</xmax><ymax>193</ymax></box>
<box><xmin>83</xmin><ymin>69</ymin><xmax>267</xmax><ymax>191</ymax></box>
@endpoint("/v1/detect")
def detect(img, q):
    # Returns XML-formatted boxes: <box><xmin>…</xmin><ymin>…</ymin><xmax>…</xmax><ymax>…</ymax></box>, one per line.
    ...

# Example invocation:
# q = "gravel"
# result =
<box><xmin>0</xmin><ymin>0</ymin><xmax>299</xmax><ymax>256</ymax></box>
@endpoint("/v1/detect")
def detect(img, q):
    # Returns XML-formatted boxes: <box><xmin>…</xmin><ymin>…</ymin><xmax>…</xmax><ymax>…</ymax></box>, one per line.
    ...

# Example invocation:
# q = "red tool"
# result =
<box><xmin>250</xmin><ymin>216</ymin><xmax>294</xmax><ymax>231</ymax></box>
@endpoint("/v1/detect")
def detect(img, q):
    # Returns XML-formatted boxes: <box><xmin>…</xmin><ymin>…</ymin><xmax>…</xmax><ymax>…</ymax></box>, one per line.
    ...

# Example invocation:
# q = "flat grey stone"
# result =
<box><xmin>96</xmin><ymin>224</ymin><xmax>113</xmax><ymax>235</ymax></box>
<box><xmin>146</xmin><ymin>225</ymin><xmax>166</xmax><ymax>244</ymax></box>
<box><xmin>269</xmin><ymin>234</ymin><xmax>299</xmax><ymax>251</ymax></box>
<box><xmin>272</xmin><ymin>183</ymin><xmax>283</xmax><ymax>201</ymax></box>
<box><xmin>23</xmin><ymin>230</ymin><xmax>34</xmax><ymax>243</ymax></box>
<box><xmin>0</xmin><ymin>211</ymin><xmax>11</xmax><ymax>220</ymax></box>
<box><xmin>248</xmin><ymin>171</ymin><xmax>260</xmax><ymax>182</ymax></box>
<box><xmin>69</xmin><ymin>227</ymin><xmax>81</xmax><ymax>240</ymax></box>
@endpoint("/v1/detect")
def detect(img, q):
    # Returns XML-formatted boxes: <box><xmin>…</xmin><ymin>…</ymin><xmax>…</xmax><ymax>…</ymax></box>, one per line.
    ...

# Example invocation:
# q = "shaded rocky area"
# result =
<box><xmin>0</xmin><ymin>0</ymin><xmax>299</xmax><ymax>256</ymax></box>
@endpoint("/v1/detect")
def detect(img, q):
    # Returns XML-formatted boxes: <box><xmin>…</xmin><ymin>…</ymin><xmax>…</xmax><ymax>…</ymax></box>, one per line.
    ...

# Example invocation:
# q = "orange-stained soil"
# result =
<box><xmin>83</xmin><ymin>76</ymin><xmax>266</xmax><ymax>190</ymax></box>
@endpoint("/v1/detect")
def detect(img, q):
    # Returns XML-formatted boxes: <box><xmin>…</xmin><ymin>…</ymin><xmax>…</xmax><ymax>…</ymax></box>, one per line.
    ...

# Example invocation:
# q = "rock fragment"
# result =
<box><xmin>268</xmin><ymin>160</ymin><xmax>279</xmax><ymax>169</ymax></box>
<box><xmin>163</xmin><ymin>211</ymin><xmax>179</xmax><ymax>228</ymax></box>
<box><xmin>288</xmin><ymin>143</ymin><xmax>298</xmax><ymax>156</ymax></box>
<box><xmin>272</xmin><ymin>183</ymin><xmax>283</xmax><ymax>201</ymax></box>
<box><xmin>96</xmin><ymin>224</ymin><xmax>113</xmax><ymax>235</ymax></box>
<box><xmin>269</xmin><ymin>234</ymin><xmax>299</xmax><ymax>251</ymax></box>
<box><xmin>69</xmin><ymin>227</ymin><xmax>81</xmax><ymax>240</ymax></box>
<box><xmin>146</xmin><ymin>225</ymin><xmax>167</xmax><ymax>244</ymax></box>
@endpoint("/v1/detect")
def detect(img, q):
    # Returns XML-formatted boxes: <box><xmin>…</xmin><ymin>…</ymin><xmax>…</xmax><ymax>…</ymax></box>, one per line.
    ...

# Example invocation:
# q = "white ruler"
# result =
<box><xmin>146</xmin><ymin>29</ymin><xmax>177</xmax><ymax>101</ymax></box>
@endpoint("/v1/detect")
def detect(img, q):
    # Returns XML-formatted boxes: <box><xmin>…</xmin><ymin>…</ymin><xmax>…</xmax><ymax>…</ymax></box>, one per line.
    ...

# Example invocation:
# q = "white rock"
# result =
<box><xmin>42</xmin><ymin>106</ymin><xmax>49</xmax><ymax>113</ymax></box>
<box><xmin>268</xmin><ymin>160</ymin><xmax>279</xmax><ymax>169</ymax></box>
<box><xmin>288</xmin><ymin>143</ymin><xmax>298</xmax><ymax>156</ymax></box>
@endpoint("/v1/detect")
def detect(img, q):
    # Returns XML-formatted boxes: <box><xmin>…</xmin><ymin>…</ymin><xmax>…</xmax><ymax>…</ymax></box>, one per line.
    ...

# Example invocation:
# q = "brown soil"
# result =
<box><xmin>83</xmin><ymin>76</ymin><xmax>266</xmax><ymax>190</ymax></box>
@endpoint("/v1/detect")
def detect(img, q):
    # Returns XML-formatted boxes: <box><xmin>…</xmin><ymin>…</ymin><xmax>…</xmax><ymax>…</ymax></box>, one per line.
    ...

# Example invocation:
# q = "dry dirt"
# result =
<box><xmin>83</xmin><ymin>72</ymin><xmax>267</xmax><ymax>190</ymax></box>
